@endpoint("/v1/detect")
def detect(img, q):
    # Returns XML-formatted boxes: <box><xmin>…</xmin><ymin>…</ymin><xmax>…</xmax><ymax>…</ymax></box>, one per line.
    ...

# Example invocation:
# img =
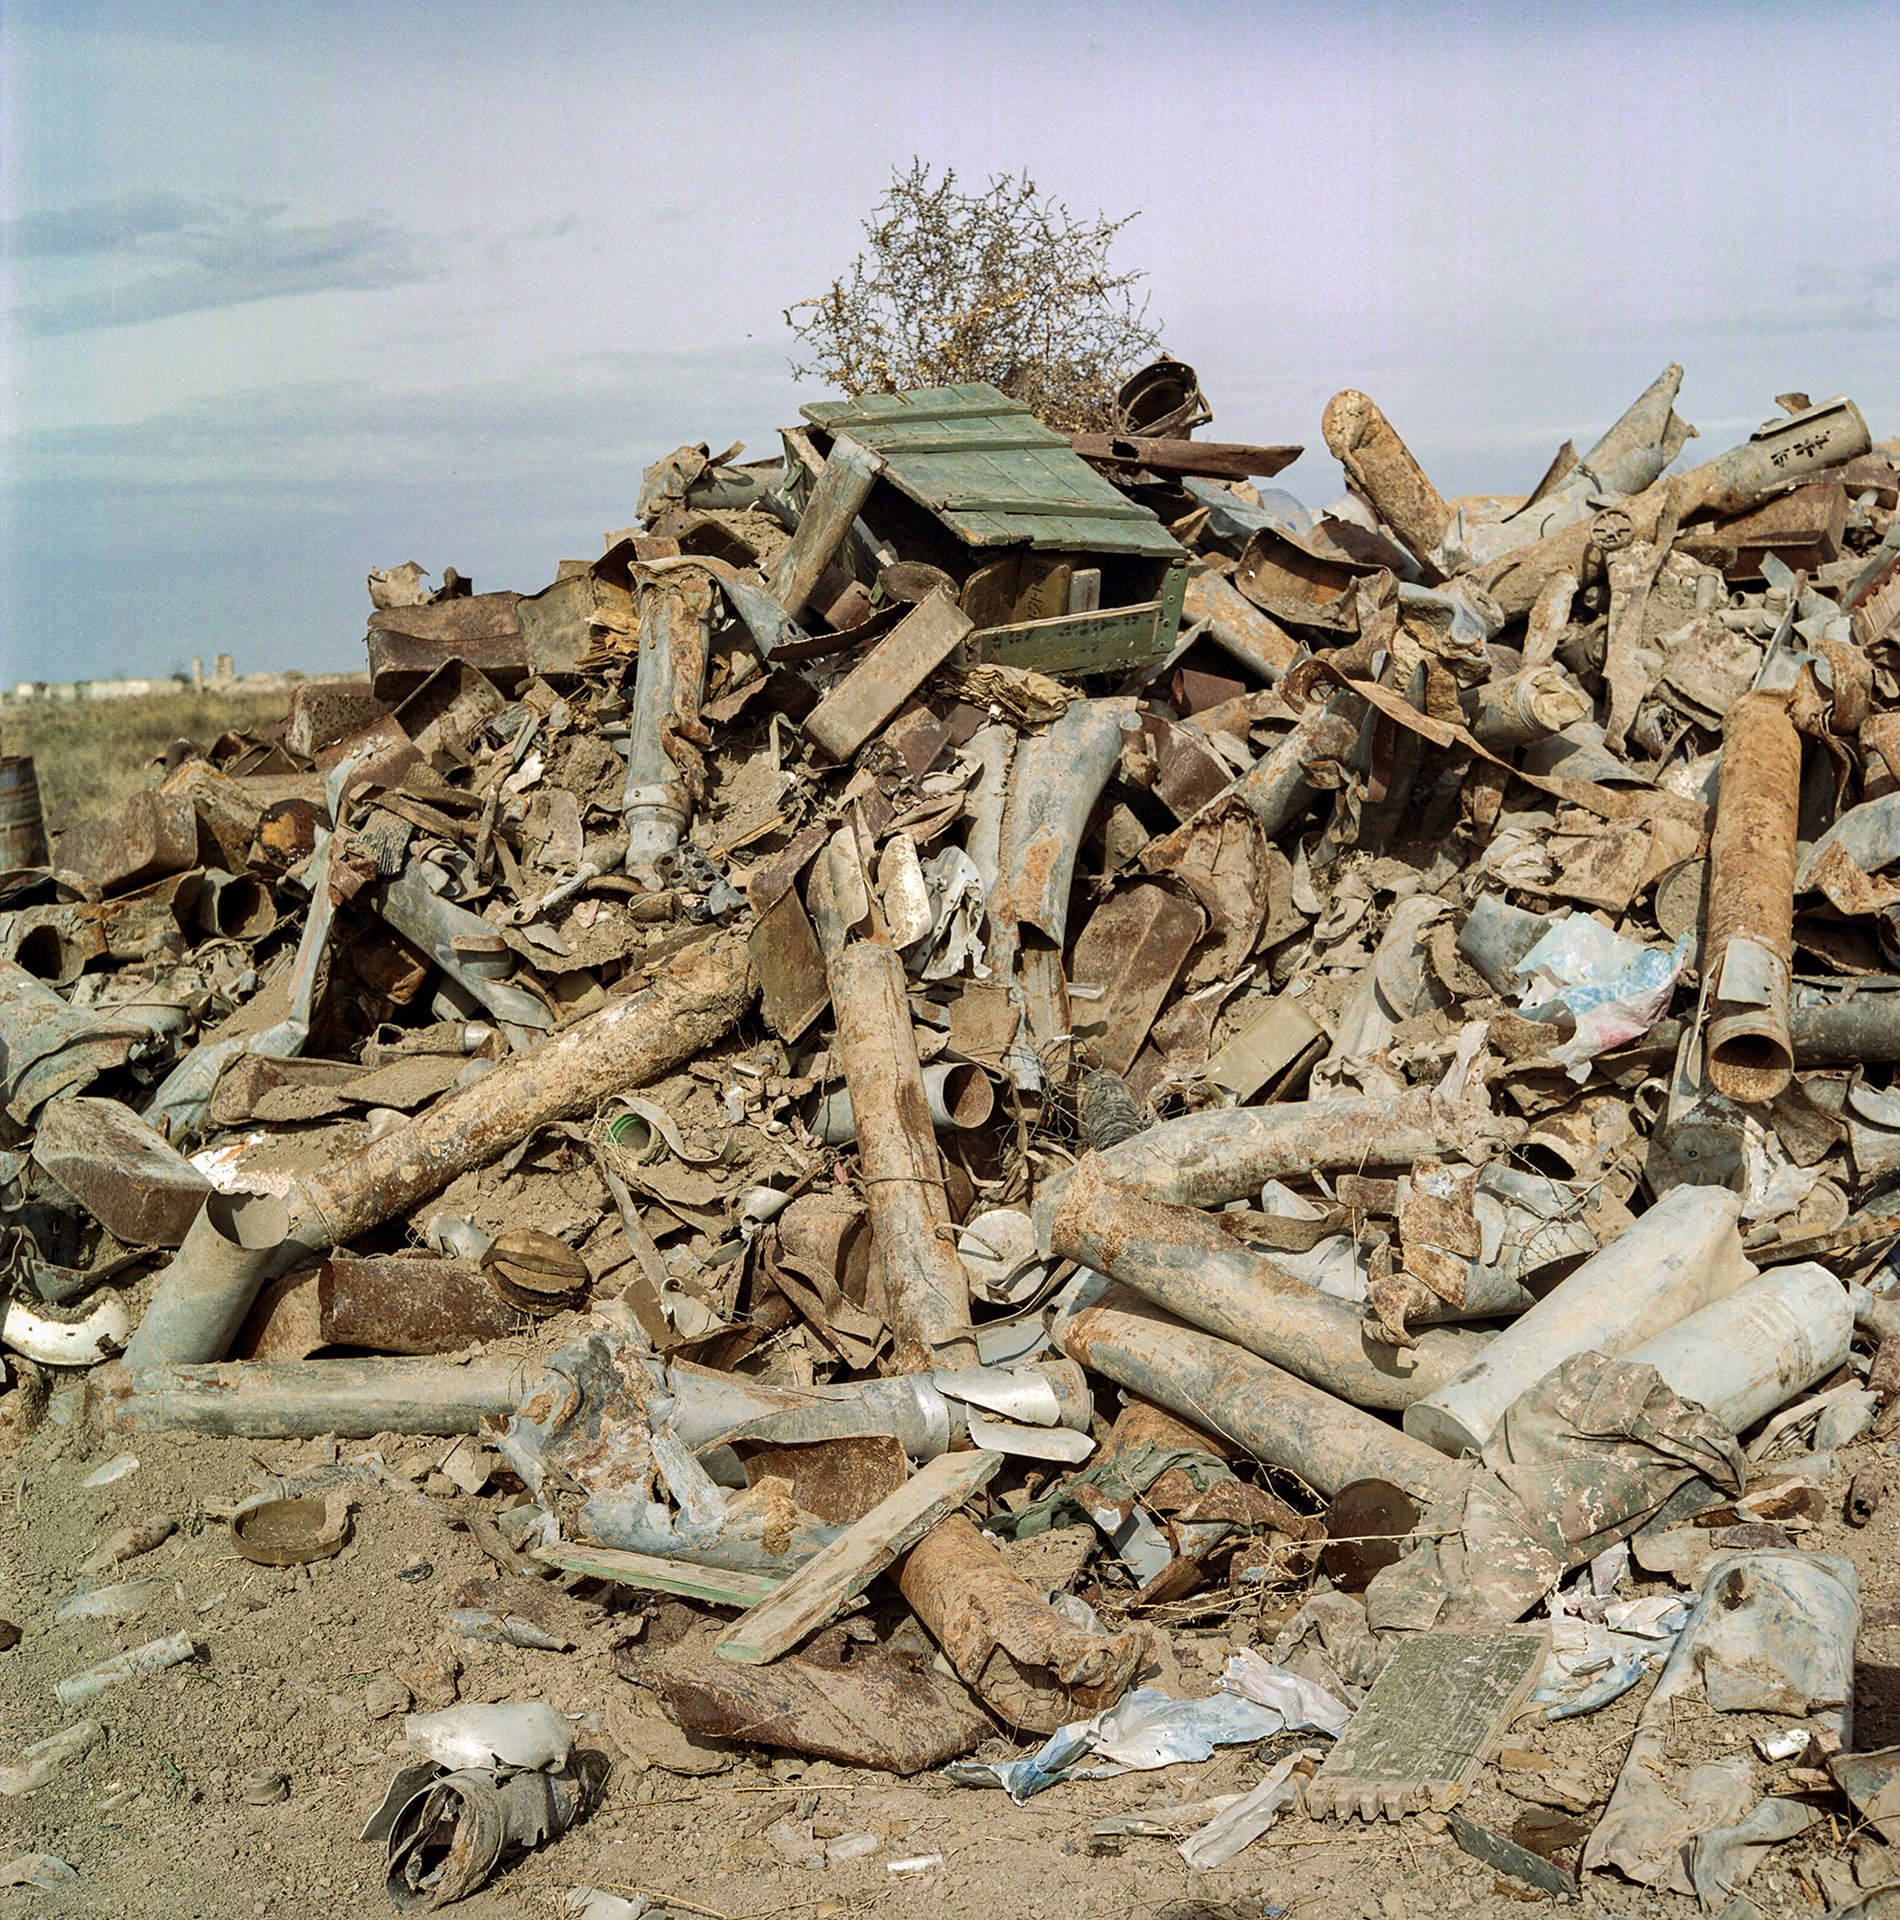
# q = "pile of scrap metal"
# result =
<box><xmin>6</xmin><ymin>359</ymin><xmax>1900</xmax><ymax>1895</ymax></box>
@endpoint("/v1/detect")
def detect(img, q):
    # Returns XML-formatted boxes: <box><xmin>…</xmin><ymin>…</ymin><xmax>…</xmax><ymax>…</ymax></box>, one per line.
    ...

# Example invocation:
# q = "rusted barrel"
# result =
<box><xmin>0</xmin><ymin>758</ymin><xmax>49</xmax><ymax>871</ymax></box>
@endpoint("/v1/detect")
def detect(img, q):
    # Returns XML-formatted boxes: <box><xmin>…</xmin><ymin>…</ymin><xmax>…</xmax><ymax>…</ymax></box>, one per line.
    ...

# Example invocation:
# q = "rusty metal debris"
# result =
<box><xmin>7</xmin><ymin>364</ymin><xmax>1900</xmax><ymax>1900</ymax></box>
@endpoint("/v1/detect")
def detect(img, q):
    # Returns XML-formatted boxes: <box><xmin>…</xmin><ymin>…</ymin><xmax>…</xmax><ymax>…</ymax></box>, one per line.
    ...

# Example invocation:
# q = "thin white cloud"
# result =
<box><xmin>9</xmin><ymin>200</ymin><xmax>446</xmax><ymax>335</ymax></box>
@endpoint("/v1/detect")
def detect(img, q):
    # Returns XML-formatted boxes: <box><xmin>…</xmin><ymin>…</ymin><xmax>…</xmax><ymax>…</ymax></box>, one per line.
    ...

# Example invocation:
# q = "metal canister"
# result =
<box><xmin>0</xmin><ymin>757</ymin><xmax>49</xmax><ymax>871</ymax></box>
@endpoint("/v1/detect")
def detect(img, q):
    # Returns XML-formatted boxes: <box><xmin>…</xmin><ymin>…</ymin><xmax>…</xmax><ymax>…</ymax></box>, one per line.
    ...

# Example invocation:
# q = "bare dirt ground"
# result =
<box><xmin>4</xmin><ymin>1389</ymin><xmax>1896</xmax><ymax>1920</ymax></box>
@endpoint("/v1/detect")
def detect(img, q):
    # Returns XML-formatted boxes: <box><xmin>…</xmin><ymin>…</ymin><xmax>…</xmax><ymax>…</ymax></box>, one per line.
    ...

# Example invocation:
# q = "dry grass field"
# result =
<box><xmin>0</xmin><ymin>687</ymin><xmax>294</xmax><ymax>833</ymax></box>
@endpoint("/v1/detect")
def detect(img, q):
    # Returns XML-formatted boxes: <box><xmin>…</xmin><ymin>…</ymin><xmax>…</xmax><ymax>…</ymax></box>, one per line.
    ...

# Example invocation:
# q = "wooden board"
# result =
<box><xmin>1305</xmin><ymin>1626</ymin><xmax>1550</xmax><ymax>1821</ymax></box>
<box><xmin>800</xmin><ymin>590</ymin><xmax>973</xmax><ymax>762</ymax></box>
<box><xmin>714</xmin><ymin>1450</ymin><xmax>1002</xmax><ymax>1666</ymax></box>
<box><xmin>533</xmin><ymin>1544</ymin><xmax>782</xmax><ymax>1609</ymax></box>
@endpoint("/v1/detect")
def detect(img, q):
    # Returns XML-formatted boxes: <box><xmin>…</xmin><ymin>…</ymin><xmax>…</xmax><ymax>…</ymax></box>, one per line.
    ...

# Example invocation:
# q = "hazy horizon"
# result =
<box><xmin>4</xmin><ymin>0</ymin><xmax>1897</xmax><ymax>682</ymax></box>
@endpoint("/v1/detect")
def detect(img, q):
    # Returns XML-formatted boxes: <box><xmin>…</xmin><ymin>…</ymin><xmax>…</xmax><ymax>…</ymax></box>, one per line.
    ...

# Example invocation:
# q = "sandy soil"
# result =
<box><xmin>5</xmin><ymin>1397</ymin><xmax>1898</xmax><ymax>1920</ymax></box>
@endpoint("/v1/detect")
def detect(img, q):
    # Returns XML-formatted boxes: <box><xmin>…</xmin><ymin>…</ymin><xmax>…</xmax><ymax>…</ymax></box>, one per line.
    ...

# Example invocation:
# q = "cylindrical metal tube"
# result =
<box><xmin>1403</xmin><ymin>1183</ymin><xmax>1753</xmax><ymax>1458</ymax></box>
<box><xmin>284</xmin><ymin>933</ymin><xmax>756</xmax><ymax>1258</ymax></box>
<box><xmin>1048</xmin><ymin>1162</ymin><xmax>1489</xmax><ymax>1411</ymax></box>
<box><xmin>0</xmin><ymin>757</ymin><xmax>50</xmax><ymax>871</ymax></box>
<box><xmin>123</xmin><ymin>1191</ymin><xmax>289</xmax><ymax>1369</ymax></box>
<box><xmin>1705</xmin><ymin>690</ymin><xmax>1800</xmax><ymax>1104</ymax></box>
<box><xmin>56</xmin><ymin>1631</ymin><xmax>196</xmax><ymax>1707</ymax></box>
<box><xmin>993</xmin><ymin>697</ymin><xmax>1135</xmax><ymax>953</ymax></box>
<box><xmin>1039</xmin><ymin>1092</ymin><xmax>1519</xmax><ymax>1227</ymax></box>
<box><xmin>193</xmin><ymin>869</ymin><xmax>277</xmax><ymax>941</ymax></box>
<box><xmin>1463</xmin><ymin>665</ymin><xmax>1592</xmax><ymax>751</ymax></box>
<box><xmin>1626</xmin><ymin>1262</ymin><xmax>1851</xmax><ymax>1435</ymax></box>
<box><xmin>960</xmin><ymin>723</ymin><xmax>1015</xmax><ymax>902</ymax></box>
<box><xmin>1321</xmin><ymin>390</ymin><xmax>1451</xmax><ymax>568</ymax></box>
<box><xmin>1230</xmin><ymin>693</ymin><xmax>1362</xmax><ymax>837</ymax></box>
<box><xmin>808</xmin><ymin>1060</ymin><xmax>995</xmax><ymax>1145</ymax></box>
<box><xmin>92</xmin><ymin>1354</ymin><xmax>535</xmax><ymax>1436</ymax></box>
<box><xmin>622</xmin><ymin>573</ymin><xmax>712</xmax><ymax>887</ymax></box>
<box><xmin>1791</xmin><ymin>989</ymin><xmax>1900</xmax><ymax>1063</ymax></box>
<box><xmin>1057</xmin><ymin>1281</ymin><xmax>1463</xmax><ymax>1504</ymax></box>
<box><xmin>1182</xmin><ymin>569</ymin><xmax>1299</xmax><ymax>685</ymax></box>
<box><xmin>826</xmin><ymin>939</ymin><xmax>977</xmax><ymax>1370</ymax></box>
<box><xmin>5</xmin><ymin>905</ymin><xmax>103</xmax><ymax>986</ymax></box>
<box><xmin>893</xmin><ymin>1511</ymin><xmax>1143</xmax><ymax>1734</ymax></box>
<box><xmin>1481</xmin><ymin>399</ymin><xmax>1872</xmax><ymax>618</ymax></box>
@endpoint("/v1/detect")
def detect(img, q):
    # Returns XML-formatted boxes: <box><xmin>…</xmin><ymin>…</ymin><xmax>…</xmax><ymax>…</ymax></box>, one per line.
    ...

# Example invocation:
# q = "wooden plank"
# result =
<box><xmin>1305</xmin><ymin>1627</ymin><xmax>1550</xmax><ymax>1820</ymax></box>
<box><xmin>856</xmin><ymin>433</ymin><xmax>1058</xmax><ymax>456</ymax></box>
<box><xmin>714</xmin><ymin>1450</ymin><xmax>1003</xmax><ymax>1666</ymax></box>
<box><xmin>800</xmin><ymin>589</ymin><xmax>973</xmax><ymax>762</ymax></box>
<box><xmin>534</xmin><ymin>1543</ymin><xmax>783</xmax><ymax>1609</ymax></box>
<box><xmin>971</xmin><ymin>600</ymin><xmax>1170</xmax><ymax>678</ymax></box>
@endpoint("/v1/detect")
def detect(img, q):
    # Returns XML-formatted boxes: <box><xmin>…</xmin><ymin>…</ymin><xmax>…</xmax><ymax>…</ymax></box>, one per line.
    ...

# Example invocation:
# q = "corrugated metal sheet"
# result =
<box><xmin>801</xmin><ymin>384</ymin><xmax>1184</xmax><ymax>559</ymax></box>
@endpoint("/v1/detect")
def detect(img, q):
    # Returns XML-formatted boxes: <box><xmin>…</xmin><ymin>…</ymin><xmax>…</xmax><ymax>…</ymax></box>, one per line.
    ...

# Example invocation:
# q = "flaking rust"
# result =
<box><xmin>1705</xmin><ymin>689</ymin><xmax>1801</xmax><ymax>1102</ymax></box>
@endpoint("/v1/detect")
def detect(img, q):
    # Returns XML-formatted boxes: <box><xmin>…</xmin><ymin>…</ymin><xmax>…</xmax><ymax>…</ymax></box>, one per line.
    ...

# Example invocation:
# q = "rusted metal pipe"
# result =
<box><xmin>1038</xmin><ymin>1091</ymin><xmax>1521</xmax><ymax>1228</ymax></box>
<box><xmin>826</xmin><ymin>939</ymin><xmax>977</xmax><ymax>1371</ymax></box>
<box><xmin>1787</xmin><ymin>985</ymin><xmax>1900</xmax><ymax>1064</ymax></box>
<box><xmin>622</xmin><ymin>571</ymin><xmax>713</xmax><ymax>887</ymax></box>
<box><xmin>1229</xmin><ymin>691</ymin><xmax>1362</xmax><ymax>836</ymax></box>
<box><xmin>989</xmin><ymin>696</ymin><xmax>1136</xmax><ymax>970</ymax></box>
<box><xmin>960</xmin><ymin>722</ymin><xmax>1015</xmax><ymax>903</ymax></box>
<box><xmin>1481</xmin><ymin>397</ymin><xmax>1872</xmax><ymax>618</ymax></box>
<box><xmin>892</xmin><ymin>1512</ymin><xmax>1143</xmax><ymax>1734</ymax></box>
<box><xmin>194</xmin><ymin>870</ymin><xmax>277</xmax><ymax>942</ymax></box>
<box><xmin>91</xmin><ymin>1354</ymin><xmax>533</xmax><ymax>1436</ymax></box>
<box><xmin>239</xmin><ymin>1254</ymin><xmax>525</xmax><ymax>1360</ymax></box>
<box><xmin>1056</xmin><ymin>1280</ymin><xmax>1463</xmax><ymax>1505</ymax></box>
<box><xmin>1182</xmin><ymin>568</ymin><xmax>1299</xmax><ymax>685</ymax></box>
<box><xmin>283</xmin><ymin>933</ymin><xmax>757</xmax><ymax>1259</ymax></box>
<box><xmin>1705</xmin><ymin>690</ymin><xmax>1800</xmax><ymax>1104</ymax></box>
<box><xmin>1048</xmin><ymin>1160</ymin><xmax>1490</xmax><ymax>1411</ymax></box>
<box><xmin>767</xmin><ymin>434</ymin><xmax>883</xmax><ymax>620</ymax></box>
<box><xmin>1321</xmin><ymin>390</ymin><xmax>1451</xmax><ymax>569</ymax></box>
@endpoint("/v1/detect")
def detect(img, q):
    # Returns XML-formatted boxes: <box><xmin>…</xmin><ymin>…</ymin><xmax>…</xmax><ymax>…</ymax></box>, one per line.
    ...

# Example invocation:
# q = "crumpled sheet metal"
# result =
<box><xmin>1584</xmin><ymin>1549</ymin><xmax>1859</xmax><ymax>1889</ymax></box>
<box><xmin>493</xmin><ymin>1330</ymin><xmax>841</xmax><ymax>1575</ymax></box>
<box><xmin>371</xmin><ymin>1752</ymin><xmax>605</xmax><ymax>1911</ymax></box>
<box><xmin>945</xmin><ymin>1678</ymin><xmax>1339</xmax><ymax>1804</ymax></box>
<box><xmin>627</xmin><ymin>1633</ymin><xmax>994</xmax><ymax>1775</ymax></box>
<box><xmin>0</xmin><ymin>960</ymin><xmax>166</xmax><ymax>1125</ymax></box>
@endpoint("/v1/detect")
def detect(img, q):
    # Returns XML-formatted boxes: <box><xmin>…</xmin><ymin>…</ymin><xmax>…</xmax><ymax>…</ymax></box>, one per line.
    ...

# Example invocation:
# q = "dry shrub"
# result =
<box><xmin>787</xmin><ymin>161</ymin><xmax>1162</xmax><ymax>433</ymax></box>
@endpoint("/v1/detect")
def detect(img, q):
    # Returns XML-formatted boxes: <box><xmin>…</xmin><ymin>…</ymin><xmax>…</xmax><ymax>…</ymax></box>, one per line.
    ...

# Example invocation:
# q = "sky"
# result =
<box><xmin>2</xmin><ymin>0</ymin><xmax>1897</xmax><ymax>683</ymax></box>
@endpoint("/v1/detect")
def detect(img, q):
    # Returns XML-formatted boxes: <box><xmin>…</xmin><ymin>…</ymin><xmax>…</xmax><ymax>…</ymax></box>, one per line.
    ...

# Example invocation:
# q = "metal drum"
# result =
<box><xmin>0</xmin><ymin>756</ymin><xmax>49</xmax><ymax>870</ymax></box>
